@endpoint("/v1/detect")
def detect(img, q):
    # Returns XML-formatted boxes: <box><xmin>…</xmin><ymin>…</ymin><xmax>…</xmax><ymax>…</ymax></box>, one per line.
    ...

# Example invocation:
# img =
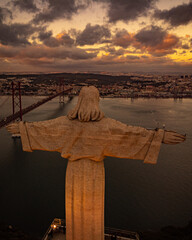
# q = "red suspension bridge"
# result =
<box><xmin>0</xmin><ymin>81</ymin><xmax>73</xmax><ymax>129</ymax></box>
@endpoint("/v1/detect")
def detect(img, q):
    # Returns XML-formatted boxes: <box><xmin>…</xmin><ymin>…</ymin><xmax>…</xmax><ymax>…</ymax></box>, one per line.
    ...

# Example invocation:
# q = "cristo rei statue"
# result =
<box><xmin>6</xmin><ymin>86</ymin><xmax>185</xmax><ymax>240</ymax></box>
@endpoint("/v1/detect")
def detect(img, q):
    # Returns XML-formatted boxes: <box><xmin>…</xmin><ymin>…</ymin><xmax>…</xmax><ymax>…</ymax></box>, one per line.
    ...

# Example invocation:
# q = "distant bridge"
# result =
<box><xmin>0</xmin><ymin>88</ymin><xmax>72</xmax><ymax>129</ymax></box>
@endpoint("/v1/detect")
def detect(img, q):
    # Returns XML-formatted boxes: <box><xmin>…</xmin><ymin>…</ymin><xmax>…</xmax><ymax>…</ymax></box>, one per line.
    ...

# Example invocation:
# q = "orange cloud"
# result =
<box><xmin>113</xmin><ymin>32</ymin><xmax>134</xmax><ymax>48</ymax></box>
<box><xmin>133</xmin><ymin>33</ymin><xmax>180</xmax><ymax>56</ymax></box>
<box><xmin>149</xmin><ymin>34</ymin><xmax>179</xmax><ymax>56</ymax></box>
<box><xmin>112</xmin><ymin>27</ymin><xmax>180</xmax><ymax>57</ymax></box>
<box><xmin>56</xmin><ymin>33</ymin><xmax>64</xmax><ymax>39</ymax></box>
<box><xmin>56</xmin><ymin>32</ymin><xmax>67</xmax><ymax>40</ymax></box>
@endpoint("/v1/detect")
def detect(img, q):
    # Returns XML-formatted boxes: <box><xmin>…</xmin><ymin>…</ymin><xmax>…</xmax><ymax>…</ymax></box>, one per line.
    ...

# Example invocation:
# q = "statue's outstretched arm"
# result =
<box><xmin>163</xmin><ymin>130</ymin><xmax>186</xmax><ymax>144</ymax></box>
<box><xmin>6</xmin><ymin>117</ymin><xmax>67</xmax><ymax>153</ymax></box>
<box><xmin>6</xmin><ymin>123</ymin><xmax>20</xmax><ymax>135</ymax></box>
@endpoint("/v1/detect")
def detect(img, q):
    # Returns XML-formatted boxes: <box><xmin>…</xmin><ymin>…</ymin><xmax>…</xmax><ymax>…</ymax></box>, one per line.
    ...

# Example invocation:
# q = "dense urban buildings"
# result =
<box><xmin>0</xmin><ymin>73</ymin><xmax>192</xmax><ymax>98</ymax></box>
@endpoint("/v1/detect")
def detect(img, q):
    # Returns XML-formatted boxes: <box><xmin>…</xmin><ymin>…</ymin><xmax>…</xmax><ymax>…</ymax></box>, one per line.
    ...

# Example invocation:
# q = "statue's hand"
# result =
<box><xmin>163</xmin><ymin>131</ymin><xmax>186</xmax><ymax>144</ymax></box>
<box><xmin>6</xmin><ymin>123</ymin><xmax>20</xmax><ymax>135</ymax></box>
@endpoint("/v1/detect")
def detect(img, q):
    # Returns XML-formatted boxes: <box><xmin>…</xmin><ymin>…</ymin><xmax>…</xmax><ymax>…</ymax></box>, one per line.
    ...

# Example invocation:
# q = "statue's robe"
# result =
<box><xmin>19</xmin><ymin>116</ymin><xmax>164</xmax><ymax>240</ymax></box>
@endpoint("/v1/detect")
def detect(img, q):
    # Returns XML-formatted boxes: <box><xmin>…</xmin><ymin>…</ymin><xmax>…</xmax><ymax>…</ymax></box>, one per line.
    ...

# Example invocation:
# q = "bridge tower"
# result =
<box><xmin>12</xmin><ymin>81</ymin><xmax>22</xmax><ymax>121</ymax></box>
<box><xmin>59</xmin><ymin>79</ymin><xmax>65</xmax><ymax>103</ymax></box>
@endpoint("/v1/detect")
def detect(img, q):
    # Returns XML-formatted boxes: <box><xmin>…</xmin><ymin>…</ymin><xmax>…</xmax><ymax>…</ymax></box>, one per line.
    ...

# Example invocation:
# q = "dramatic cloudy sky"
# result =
<box><xmin>0</xmin><ymin>0</ymin><xmax>192</xmax><ymax>73</ymax></box>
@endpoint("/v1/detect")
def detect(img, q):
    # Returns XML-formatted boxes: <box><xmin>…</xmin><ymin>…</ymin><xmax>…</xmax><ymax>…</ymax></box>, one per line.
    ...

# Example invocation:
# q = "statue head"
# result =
<box><xmin>67</xmin><ymin>86</ymin><xmax>104</xmax><ymax>122</ymax></box>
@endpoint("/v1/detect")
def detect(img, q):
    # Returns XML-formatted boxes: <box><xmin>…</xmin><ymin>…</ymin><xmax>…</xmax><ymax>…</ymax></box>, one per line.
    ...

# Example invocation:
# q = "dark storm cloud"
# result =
<box><xmin>60</xmin><ymin>34</ymin><xmax>75</xmax><ymax>46</ymax></box>
<box><xmin>13</xmin><ymin>0</ymin><xmax>38</xmax><ymax>13</ymax></box>
<box><xmin>38</xmin><ymin>29</ymin><xmax>59</xmax><ymax>47</ymax></box>
<box><xmin>0</xmin><ymin>45</ymin><xmax>97</xmax><ymax>60</ymax></box>
<box><xmin>0</xmin><ymin>22</ymin><xmax>41</xmax><ymax>46</ymax></box>
<box><xmin>43</xmin><ymin>35</ymin><xmax>75</xmax><ymax>47</ymax></box>
<box><xmin>29</xmin><ymin>46</ymin><xmax>96</xmax><ymax>60</ymax></box>
<box><xmin>134</xmin><ymin>25</ymin><xmax>180</xmax><ymax>56</ymax></box>
<box><xmin>0</xmin><ymin>7</ymin><xmax>12</xmax><ymax>23</ymax></box>
<box><xmin>76</xmin><ymin>24</ymin><xmax>111</xmax><ymax>46</ymax></box>
<box><xmin>182</xmin><ymin>44</ymin><xmax>190</xmax><ymax>49</ymax></box>
<box><xmin>33</xmin><ymin>0</ymin><xmax>88</xmax><ymax>23</ymax></box>
<box><xmin>38</xmin><ymin>30</ymin><xmax>75</xmax><ymax>47</ymax></box>
<box><xmin>112</xmin><ymin>29</ymin><xmax>133</xmax><ymax>48</ymax></box>
<box><xmin>38</xmin><ymin>30</ymin><xmax>53</xmax><ymax>41</ymax></box>
<box><xmin>154</xmin><ymin>3</ymin><xmax>192</xmax><ymax>27</ymax></box>
<box><xmin>107</xmin><ymin>0</ymin><xmax>156</xmax><ymax>23</ymax></box>
<box><xmin>0</xmin><ymin>46</ymin><xmax>19</xmax><ymax>58</ymax></box>
<box><xmin>43</xmin><ymin>37</ymin><xmax>60</xmax><ymax>47</ymax></box>
<box><xmin>135</xmin><ymin>26</ymin><xmax>166</xmax><ymax>47</ymax></box>
<box><xmin>126</xmin><ymin>55</ymin><xmax>140</xmax><ymax>60</ymax></box>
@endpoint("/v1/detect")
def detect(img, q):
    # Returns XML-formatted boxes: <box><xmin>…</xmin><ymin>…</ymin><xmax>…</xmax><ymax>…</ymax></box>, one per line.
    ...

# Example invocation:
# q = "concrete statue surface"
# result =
<box><xmin>6</xmin><ymin>86</ymin><xmax>186</xmax><ymax>240</ymax></box>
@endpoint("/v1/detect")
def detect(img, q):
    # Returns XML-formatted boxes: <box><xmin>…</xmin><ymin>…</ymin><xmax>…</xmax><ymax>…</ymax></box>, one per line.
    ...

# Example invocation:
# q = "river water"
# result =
<box><xmin>0</xmin><ymin>96</ymin><xmax>191</xmax><ymax>237</ymax></box>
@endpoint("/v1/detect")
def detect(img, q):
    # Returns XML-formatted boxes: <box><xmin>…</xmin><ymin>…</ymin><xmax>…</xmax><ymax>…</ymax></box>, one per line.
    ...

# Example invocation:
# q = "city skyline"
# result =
<box><xmin>0</xmin><ymin>0</ymin><xmax>192</xmax><ymax>73</ymax></box>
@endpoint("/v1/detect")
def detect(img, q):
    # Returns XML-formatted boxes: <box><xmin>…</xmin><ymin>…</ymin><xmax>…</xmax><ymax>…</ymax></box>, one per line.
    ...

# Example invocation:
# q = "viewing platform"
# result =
<box><xmin>42</xmin><ymin>218</ymin><xmax>140</xmax><ymax>240</ymax></box>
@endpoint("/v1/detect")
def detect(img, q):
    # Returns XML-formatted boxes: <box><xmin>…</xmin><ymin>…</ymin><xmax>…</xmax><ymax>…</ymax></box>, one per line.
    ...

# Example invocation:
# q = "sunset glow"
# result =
<box><xmin>0</xmin><ymin>0</ymin><xmax>192</xmax><ymax>73</ymax></box>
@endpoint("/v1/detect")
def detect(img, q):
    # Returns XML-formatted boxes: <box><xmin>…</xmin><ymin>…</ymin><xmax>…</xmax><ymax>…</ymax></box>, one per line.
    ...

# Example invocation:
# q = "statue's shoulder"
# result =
<box><xmin>51</xmin><ymin>116</ymin><xmax>70</xmax><ymax>125</ymax></box>
<box><xmin>101</xmin><ymin>118</ymin><xmax>146</xmax><ymax>135</ymax></box>
<box><xmin>95</xmin><ymin>118</ymin><xmax>128</xmax><ymax>132</ymax></box>
<box><xmin>102</xmin><ymin>117</ymin><xmax>126</xmax><ymax>127</ymax></box>
<box><xmin>101</xmin><ymin>118</ymin><xmax>142</xmax><ymax>130</ymax></box>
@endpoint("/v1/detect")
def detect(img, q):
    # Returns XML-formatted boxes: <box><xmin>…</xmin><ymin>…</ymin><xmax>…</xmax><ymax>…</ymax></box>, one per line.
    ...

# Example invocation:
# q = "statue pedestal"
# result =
<box><xmin>66</xmin><ymin>159</ymin><xmax>105</xmax><ymax>240</ymax></box>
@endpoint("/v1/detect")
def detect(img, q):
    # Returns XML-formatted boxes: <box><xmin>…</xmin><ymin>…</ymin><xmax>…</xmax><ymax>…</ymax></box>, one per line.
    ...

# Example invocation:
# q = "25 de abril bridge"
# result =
<box><xmin>0</xmin><ymin>81</ymin><xmax>73</xmax><ymax>129</ymax></box>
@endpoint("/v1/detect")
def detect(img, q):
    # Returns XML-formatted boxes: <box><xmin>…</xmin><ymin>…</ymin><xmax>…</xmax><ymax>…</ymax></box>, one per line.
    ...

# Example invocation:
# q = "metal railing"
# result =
<box><xmin>42</xmin><ymin>219</ymin><xmax>140</xmax><ymax>240</ymax></box>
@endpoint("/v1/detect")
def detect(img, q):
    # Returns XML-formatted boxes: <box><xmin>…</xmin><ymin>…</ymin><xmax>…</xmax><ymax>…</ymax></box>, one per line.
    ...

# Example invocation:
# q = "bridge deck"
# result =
<box><xmin>0</xmin><ymin>88</ymin><xmax>72</xmax><ymax>129</ymax></box>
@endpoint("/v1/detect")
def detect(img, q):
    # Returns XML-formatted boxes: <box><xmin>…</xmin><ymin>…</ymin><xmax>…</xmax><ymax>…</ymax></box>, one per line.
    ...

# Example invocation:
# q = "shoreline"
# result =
<box><xmin>1</xmin><ymin>94</ymin><xmax>192</xmax><ymax>99</ymax></box>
